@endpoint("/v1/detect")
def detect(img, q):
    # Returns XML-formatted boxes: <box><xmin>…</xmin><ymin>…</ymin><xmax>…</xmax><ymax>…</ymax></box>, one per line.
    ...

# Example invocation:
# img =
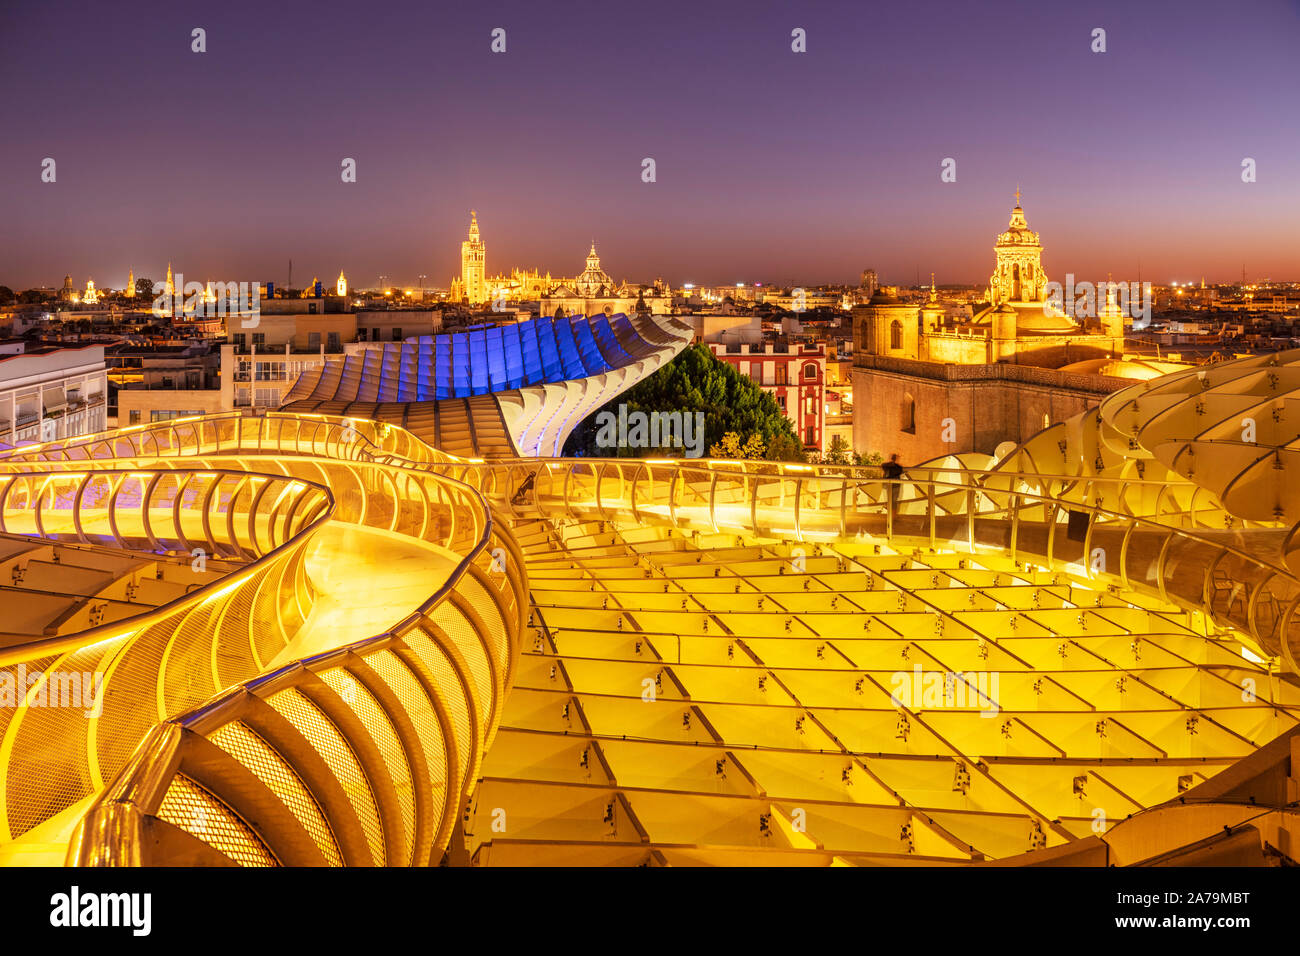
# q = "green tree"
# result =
<box><xmin>709</xmin><ymin>431</ymin><xmax>766</xmax><ymax>460</ymax></box>
<box><xmin>564</xmin><ymin>343</ymin><xmax>804</xmax><ymax>460</ymax></box>
<box><xmin>135</xmin><ymin>277</ymin><xmax>155</xmax><ymax>297</ymax></box>
<box><xmin>765</xmin><ymin>432</ymin><xmax>806</xmax><ymax>463</ymax></box>
<box><xmin>824</xmin><ymin>434</ymin><xmax>851</xmax><ymax>465</ymax></box>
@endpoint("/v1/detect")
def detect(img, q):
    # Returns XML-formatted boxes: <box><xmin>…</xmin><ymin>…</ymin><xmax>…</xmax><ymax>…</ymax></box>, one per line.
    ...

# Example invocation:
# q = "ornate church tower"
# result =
<box><xmin>919</xmin><ymin>274</ymin><xmax>944</xmax><ymax>333</ymax></box>
<box><xmin>460</xmin><ymin>210</ymin><xmax>487</xmax><ymax>305</ymax></box>
<box><xmin>988</xmin><ymin>189</ymin><xmax>1047</xmax><ymax>304</ymax></box>
<box><xmin>164</xmin><ymin>263</ymin><xmax>175</xmax><ymax>297</ymax></box>
<box><xmin>336</xmin><ymin>270</ymin><xmax>347</xmax><ymax>297</ymax></box>
<box><xmin>125</xmin><ymin>269</ymin><xmax>135</xmax><ymax>297</ymax></box>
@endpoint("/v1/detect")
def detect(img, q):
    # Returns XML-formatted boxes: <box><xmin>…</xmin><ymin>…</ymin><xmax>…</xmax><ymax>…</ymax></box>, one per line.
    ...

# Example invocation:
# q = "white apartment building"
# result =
<box><xmin>0</xmin><ymin>345</ymin><xmax>108</xmax><ymax>446</ymax></box>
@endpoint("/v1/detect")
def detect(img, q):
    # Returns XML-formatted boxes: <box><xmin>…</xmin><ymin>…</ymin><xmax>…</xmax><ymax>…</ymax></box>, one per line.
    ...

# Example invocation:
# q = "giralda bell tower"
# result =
<box><xmin>461</xmin><ymin>210</ymin><xmax>487</xmax><ymax>306</ymax></box>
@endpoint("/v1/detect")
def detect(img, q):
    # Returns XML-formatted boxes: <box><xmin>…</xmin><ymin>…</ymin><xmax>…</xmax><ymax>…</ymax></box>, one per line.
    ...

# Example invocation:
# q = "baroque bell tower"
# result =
<box><xmin>988</xmin><ymin>188</ymin><xmax>1047</xmax><ymax>305</ymax></box>
<box><xmin>460</xmin><ymin>210</ymin><xmax>487</xmax><ymax>305</ymax></box>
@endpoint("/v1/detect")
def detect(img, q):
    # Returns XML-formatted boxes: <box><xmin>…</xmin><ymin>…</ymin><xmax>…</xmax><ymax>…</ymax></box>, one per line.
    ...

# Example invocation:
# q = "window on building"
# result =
<box><xmin>327</xmin><ymin>332</ymin><xmax>341</xmax><ymax>351</ymax></box>
<box><xmin>804</xmin><ymin>395</ymin><xmax>816</xmax><ymax>417</ymax></box>
<box><xmin>392</xmin><ymin>328</ymin><xmax>402</xmax><ymax>341</ymax></box>
<box><xmin>805</xmin><ymin>426</ymin><xmax>817</xmax><ymax>446</ymax></box>
<box><xmin>232</xmin><ymin>333</ymin><xmax>246</xmax><ymax>348</ymax></box>
<box><xmin>901</xmin><ymin>393</ymin><xmax>916</xmax><ymax>434</ymax></box>
<box><xmin>803</xmin><ymin>363</ymin><xmax>817</xmax><ymax>380</ymax></box>
<box><xmin>252</xmin><ymin>332</ymin><xmax>265</xmax><ymax>346</ymax></box>
<box><xmin>775</xmin><ymin>364</ymin><xmax>787</xmax><ymax>386</ymax></box>
<box><xmin>777</xmin><ymin>394</ymin><xmax>786</xmax><ymax>412</ymax></box>
<box><xmin>890</xmin><ymin>320</ymin><xmax>903</xmax><ymax>350</ymax></box>
<box><xmin>129</xmin><ymin>410</ymin><xmax>141</xmax><ymax>425</ymax></box>
<box><xmin>308</xmin><ymin>332</ymin><xmax>321</xmax><ymax>350</ymax></box>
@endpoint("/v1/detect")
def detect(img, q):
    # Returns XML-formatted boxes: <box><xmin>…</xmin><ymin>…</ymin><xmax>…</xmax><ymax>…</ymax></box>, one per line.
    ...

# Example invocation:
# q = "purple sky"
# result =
<box><xmin>3</xmin><ymin>0</ymin><xmax>1298</xmax><ymax>291</ymax></box>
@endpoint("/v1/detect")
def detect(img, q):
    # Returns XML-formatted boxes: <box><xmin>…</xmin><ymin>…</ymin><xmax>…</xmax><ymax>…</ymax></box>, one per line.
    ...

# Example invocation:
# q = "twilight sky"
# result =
<box><xmin>2</xmin><ymin>0</ymin><xmax>1298</xmax><ymax>291</ymax></box>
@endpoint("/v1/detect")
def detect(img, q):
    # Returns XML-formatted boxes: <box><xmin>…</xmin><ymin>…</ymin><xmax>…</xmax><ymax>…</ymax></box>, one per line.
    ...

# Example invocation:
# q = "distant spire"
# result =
<box><xmin>1014</xmin><ymin>184</ymin><xmax>1021</xmax><ymax>207</ymax></box>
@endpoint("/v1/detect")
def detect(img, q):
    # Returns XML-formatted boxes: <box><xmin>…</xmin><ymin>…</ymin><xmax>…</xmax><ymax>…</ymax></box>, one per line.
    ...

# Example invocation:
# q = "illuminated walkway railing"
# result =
<box><xmin>67</xmin><ymin>520</ymin><xmax>524</xmax><ymax>866</ymax></box>
<box><xmin>0</xmin><ymin>414</ymin><xmax>524</xmax><ymax>866</ymax></box>
<box><xmin>0</xmin><ymin>411</ymin><xmax>452</xmax><ymax>469</ymax></box>
<box><xmin>435</xmin><ymin>457</ymin><xmax>1300</xmax><ymax>675</ymax></box>
<box><xmin>0</xmin><ymin>467</ymin><xmax>328</xmax><ymax>845</ymax></box>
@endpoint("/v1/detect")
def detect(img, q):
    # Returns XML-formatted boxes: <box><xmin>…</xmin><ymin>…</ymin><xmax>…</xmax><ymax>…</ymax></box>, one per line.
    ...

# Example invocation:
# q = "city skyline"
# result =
<box><xmin>11</xmin><ymin>193</ymin><xmax>1300</xmax><ymax>298</ymax></box>
<box><xmin>3</xmin><ymin>0</ymin><xmax>1299</xmax><ymax>288</ymax></box>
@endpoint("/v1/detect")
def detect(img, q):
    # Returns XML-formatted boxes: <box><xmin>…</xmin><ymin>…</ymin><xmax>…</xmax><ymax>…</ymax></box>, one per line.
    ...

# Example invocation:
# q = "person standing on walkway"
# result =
<box><xmin>881</xmin><ymin>453</ymin><xmax>905</xmax><ymax>514</ymax></box>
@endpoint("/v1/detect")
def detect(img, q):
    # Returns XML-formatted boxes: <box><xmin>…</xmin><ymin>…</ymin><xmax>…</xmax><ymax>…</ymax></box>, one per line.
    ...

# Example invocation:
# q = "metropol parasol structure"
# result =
<box><xmin>0</xmin><ymin>309</ymin><xmax>1296</xmax><ymax>867</ymax></box>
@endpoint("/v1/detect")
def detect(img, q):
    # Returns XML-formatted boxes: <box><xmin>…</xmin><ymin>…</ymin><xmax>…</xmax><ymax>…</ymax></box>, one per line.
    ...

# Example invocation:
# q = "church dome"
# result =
<box><xmin>1058</xmin><ymin>357</ymin><xmax>1189</xmax><ymax>380</ymax></box>
<box><xmin>1011</xmin><ymin>302</ymin><xmax>1079</xmax><ymax>334</ymax></box>
<box><xmin>971</xmin><ymin>302</ymin><xmax>1016</xmax><ymax>325</ymax></box>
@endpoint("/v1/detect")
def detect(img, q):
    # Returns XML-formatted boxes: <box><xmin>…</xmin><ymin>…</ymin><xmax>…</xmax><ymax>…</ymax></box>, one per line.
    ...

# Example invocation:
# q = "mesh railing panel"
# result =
<box><xmin>318</xmin><ymin>669</ymin><xmax>415</xmax><ymax>867</ymax></box>
<box><xmin>209</xmin><ymin>721</ymin><xmax>343</xmax><ymax>867</ymax></box>
<box><xmin>365</xmin><ymin>650</ymin><xmax>448</xmax><ymax>852</ymax></box>
<box><xmin>267</xmin><ymin>688</ymin><xmax>385</xmax><ymax>866</ymax></box>
<box><xmin>157</xmin><ymin>773</ymin><xmax>279</xmax><ymax>867</ymax></box>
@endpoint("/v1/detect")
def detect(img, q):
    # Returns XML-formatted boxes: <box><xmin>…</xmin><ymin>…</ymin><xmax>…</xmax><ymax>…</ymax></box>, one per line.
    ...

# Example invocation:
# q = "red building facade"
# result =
<box><xmin>708</xmin><ymin>341</ymin><xmax>826</xmax><ymax>453</ymax></box>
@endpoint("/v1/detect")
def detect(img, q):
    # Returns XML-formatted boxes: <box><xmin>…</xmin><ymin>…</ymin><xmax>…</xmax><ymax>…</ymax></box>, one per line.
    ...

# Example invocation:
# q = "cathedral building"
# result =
<box><xmin>451</xmin><ymin>211</ymin><xmax>553</xmax><ymax>306</ymax></box>
<box><xmin>451</xmin><ymin>211</ymin><xmax>671</xmax><ymax>316</ymax></box>
<box><xmin>855</xmin><ymin>193</ymin><xmax>1123</xmax><ymax>369</ymax></box>
<box><xmin>541</xmin><ymin>242</ymin><xmax>673</xmax><ymax>317</ymax></box>
<box><xmin>852</xmin><ymin>193</ymin><xmax>1137</xmax><ymax>463</ymax></box>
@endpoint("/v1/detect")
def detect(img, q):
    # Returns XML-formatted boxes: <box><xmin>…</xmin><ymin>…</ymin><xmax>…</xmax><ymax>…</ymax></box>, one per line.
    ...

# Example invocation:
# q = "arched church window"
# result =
<box><xmin>901</xmin><ymin>393</ymin><xmax>916</xmax><ymax>434</ymax></box>
<box><xmin>890</xmin><ymin>320</ymin><xmax>903</xmax><ymax>350</ymax></box>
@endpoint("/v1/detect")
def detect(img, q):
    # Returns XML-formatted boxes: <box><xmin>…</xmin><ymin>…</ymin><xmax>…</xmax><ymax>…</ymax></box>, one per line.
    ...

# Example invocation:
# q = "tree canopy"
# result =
<box><xmin>563</xmin><ymin>343</ymin><xmax>805</xmax><ymax>461</ymax></box>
